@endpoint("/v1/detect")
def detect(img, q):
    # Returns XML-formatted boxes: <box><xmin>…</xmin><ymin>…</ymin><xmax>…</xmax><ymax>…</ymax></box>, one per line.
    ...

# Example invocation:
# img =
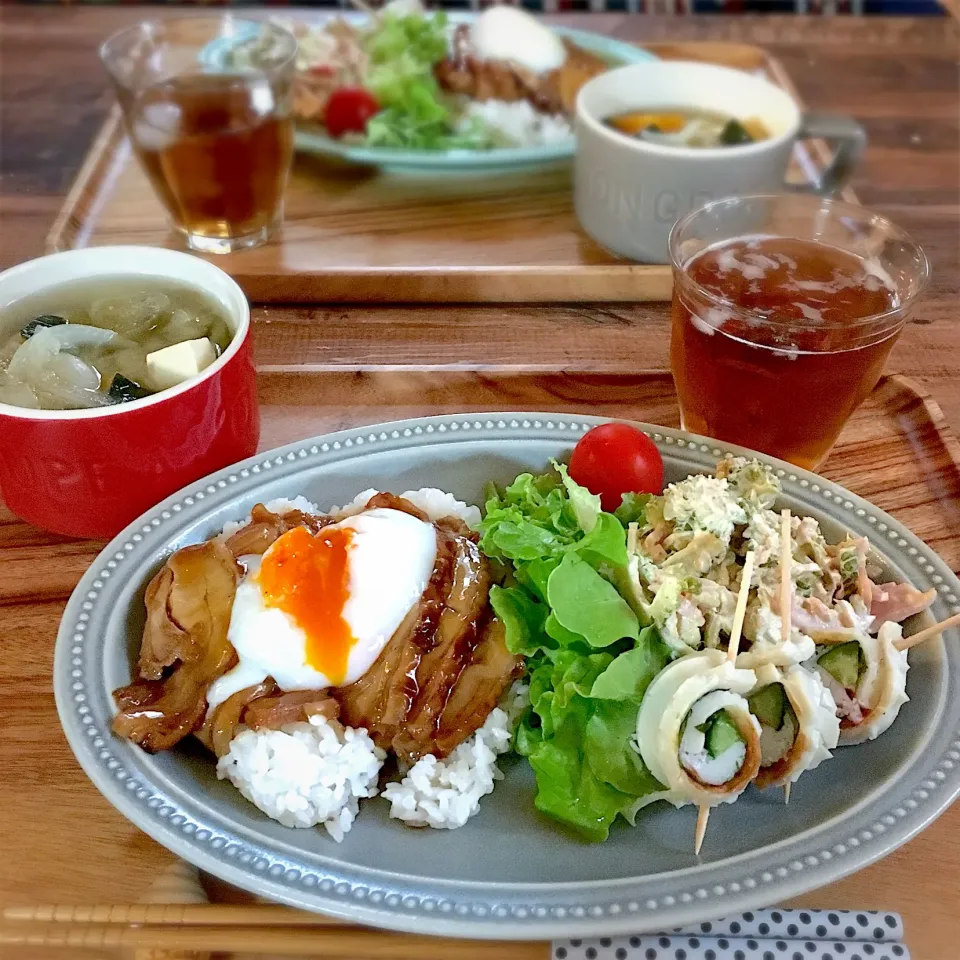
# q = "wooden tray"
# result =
<box><xmin>46</xmin><ymin>42</ymin><xmax>859</xmax><ymax>304</ymax></box>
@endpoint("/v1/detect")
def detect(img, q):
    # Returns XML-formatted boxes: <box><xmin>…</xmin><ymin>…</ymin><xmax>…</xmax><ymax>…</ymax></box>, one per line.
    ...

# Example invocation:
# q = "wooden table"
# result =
<box><xmin>0</xmin><ymin>9</ymin><xmax>958</xmax><ymax>960</ymax></box>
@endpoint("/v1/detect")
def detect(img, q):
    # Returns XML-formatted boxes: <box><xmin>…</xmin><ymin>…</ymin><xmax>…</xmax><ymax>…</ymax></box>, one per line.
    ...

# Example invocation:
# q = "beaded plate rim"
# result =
<box><xmin>54</xmin><ymin>413</ymin><xmax>960</xmax><ymax>939</ymax></box>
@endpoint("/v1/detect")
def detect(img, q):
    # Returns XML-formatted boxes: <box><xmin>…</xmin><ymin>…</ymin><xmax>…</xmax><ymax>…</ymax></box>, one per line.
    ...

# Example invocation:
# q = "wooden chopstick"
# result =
<box><xmin>0</xmin><ymin>921</ymin><xmax>546</xmax><ymax>959</ymax></box>
<box><xmin>3</xmin><ymin>902</ymin><xmax>344</xmax><ymax>927</ymax></box>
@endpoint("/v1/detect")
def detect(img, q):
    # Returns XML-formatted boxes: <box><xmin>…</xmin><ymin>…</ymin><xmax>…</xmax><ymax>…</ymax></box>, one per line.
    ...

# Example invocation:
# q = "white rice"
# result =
<box><xmin>221</xmin><ymin>487</ymin><xmax>480</xmax><ymax>538</ymax></box>
<box><xmin>326</xmin><ymin>487</ymin><xmax>381</xmax><ymax>519</ymax></box>
<box><xmin>503</xmin><ymin>679</ymin><xmax>531</xmax><ymax>730</ymax></box>
<box><xmin>381</xmin><ymin>707</ymin><xmax>512</xmax><ymax>829</ymax></box>
<box><xmin>461</xmin><ymin>100</ymin><xmax>573</xmax><ymax>148</ymax></box>
<box><xmin>326</xmin><ymin>487</ymin><xmax>481</xmax><ymax>527</ymax></box>
<box><xmin>217</xmin><ymin>715</ymin><xmax>385</xmax><ymax>842</ymax></box>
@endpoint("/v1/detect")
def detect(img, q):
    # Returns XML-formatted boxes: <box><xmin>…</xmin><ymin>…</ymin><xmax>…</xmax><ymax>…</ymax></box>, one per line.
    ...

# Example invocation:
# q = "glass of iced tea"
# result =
<box><xmin>669</xmin><ymin>194</ymin><xmax>930</xmax><ymax>469</ymax></box>
<box><xmin>101</xmin><ymin>17</ymin><xmax>297</xmax><ymax>254</ymax></box>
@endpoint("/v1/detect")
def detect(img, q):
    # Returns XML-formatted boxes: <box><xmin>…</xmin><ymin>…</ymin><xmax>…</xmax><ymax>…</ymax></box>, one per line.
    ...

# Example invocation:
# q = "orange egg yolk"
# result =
<box><xmin>256</xmin><ymin>525</ymin><xmax>355</xmax><ymax>684</ymax></box>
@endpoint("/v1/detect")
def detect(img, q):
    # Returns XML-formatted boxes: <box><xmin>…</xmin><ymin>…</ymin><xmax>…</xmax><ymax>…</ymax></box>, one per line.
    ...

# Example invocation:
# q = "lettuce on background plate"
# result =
<box><xmin>364</xmin><ymin>11</ymin><xmax>491</xmax><ymax>150</ymax></box>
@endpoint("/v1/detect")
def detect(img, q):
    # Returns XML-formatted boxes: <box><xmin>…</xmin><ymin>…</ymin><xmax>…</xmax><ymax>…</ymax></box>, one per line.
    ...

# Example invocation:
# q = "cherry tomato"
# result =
<box><xmin>568</xmin><ymin>423</ymin><xmax>664</xmax><ymax>512</ymax></box>
<box><xmin>324</xmin><ymin>87</ymin><xmax>379</xmax><ymax>138</ymax></box>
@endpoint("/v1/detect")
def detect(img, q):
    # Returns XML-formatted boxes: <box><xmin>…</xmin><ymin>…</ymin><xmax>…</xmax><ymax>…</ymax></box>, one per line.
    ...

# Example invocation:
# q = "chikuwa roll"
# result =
<box><xmin>747</xmin><ymin>663</ymin><xmax>840</xmax><ymax>788</ymax></box>
<box><xmin>635</xmin><ymin>649</ymin><xmax>762</xmax><ymax>809</ymax></box>
<box><xmin>735</xmin><ymin>629</ymin><xmax>816</xmax><ymax>670</ymax></box>
<box><xmin>814</xmin><ymin>621</ymin><xmax>910</xmax><ymax>745</ymax></box>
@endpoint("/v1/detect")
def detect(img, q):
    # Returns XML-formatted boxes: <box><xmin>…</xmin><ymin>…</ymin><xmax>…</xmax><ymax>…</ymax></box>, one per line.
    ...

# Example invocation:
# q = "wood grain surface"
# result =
<box><xmin>1</xmin><ymin>9</ymin><xmax>959</xmax><ymax>960</ymax></box>
<box><xmin>46</xmin><ymin>41</ymin><xmax>854</xmax><ymax>304</ymax></box>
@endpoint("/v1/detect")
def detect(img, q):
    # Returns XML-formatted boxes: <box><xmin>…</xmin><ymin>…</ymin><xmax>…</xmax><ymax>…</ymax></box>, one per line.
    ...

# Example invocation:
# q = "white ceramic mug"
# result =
<box><xmin>573</xmin><ymin>60</ymin><xmax>866</xmax><ymax>264</ymax></box>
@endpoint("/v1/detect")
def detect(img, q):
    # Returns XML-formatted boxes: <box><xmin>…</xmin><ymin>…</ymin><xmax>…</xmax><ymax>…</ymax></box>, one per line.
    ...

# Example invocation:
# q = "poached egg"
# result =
<box><xmin>470</xmin><ymin>6</ymin><xmax>567</xmax><ymax>75</ymax></box>
<box><xmin>207</xmin><ymin>508</ymin><xmax>437</xmax><ymax>710</ymax></box>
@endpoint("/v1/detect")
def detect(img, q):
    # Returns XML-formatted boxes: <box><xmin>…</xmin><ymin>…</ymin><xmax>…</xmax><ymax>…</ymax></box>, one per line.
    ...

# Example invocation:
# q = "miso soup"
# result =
<box><xmin>0</xmin><ymin>277</ymin><xmax>234</xmax><ymax>410</ymax></box>
<box><xmin>604</xmin><ymin>108</ymin><xmax>770</xmax><ymax>148</ymax></box>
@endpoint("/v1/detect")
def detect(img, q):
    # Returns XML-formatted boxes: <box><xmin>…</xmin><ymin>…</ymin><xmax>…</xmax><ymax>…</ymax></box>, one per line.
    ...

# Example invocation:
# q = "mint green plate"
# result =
<box><xmin>202</xmin><ymin>16</ymin><xmax>655</xmax><ymax>171</ymax></box>
<box><xmin>293</xmin><ymin>17</ymin><xmax>655</xmax><ymax>171</ymax></box>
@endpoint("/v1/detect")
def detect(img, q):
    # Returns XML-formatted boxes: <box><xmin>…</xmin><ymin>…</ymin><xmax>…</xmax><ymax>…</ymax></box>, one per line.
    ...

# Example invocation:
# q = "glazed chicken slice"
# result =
<box><xmin>197</xmin><ymin>679</ymin><xmax>279</xmax><ymax>757</ymax></box>
<box><xmin>116</xmin><ymin>491</ymin><xmax>512</xmax><ymax>764</ymax></box>
<box><xmin>224</xmin><ymin>503</ymin><xmax>335</xmax><ymax>558</ymax></box>
<box><xmin>392</xmin><ymin>535</ymin><xmax>493</xmax><ymax>763</ymax></box>
<box><xmin>135</xmin><ymin>566</ymin><xmax>186</xmax><ymax>680</ymax></box>
<box><xmin>112</xmin><ymin>541</ymin><xmax>241</xmax><ymax>752</ymax></box>
<box><xmin>538</xmin><ymin>39</ymin><xmax>611</xmax><ymax>115</ymax></box>
<box><xmin>244</xmin><ymin>689</ymin><xmax>340</xmax><ymax>732</ymax></box>
<box><xmin>199</xmin><ymin>683</ymin><xmax>341</xmax><ymax>758</ymax></box>
<box><xmin>432</xmin><ymin>617</ymin><xmax>523</xmax><ymax>759</ymax></box>
<box><xmin>435</xmin><ymin>28</ymin><xmax>608</xmax><ymax>117</ymax></box>
<box><xmin>363</xmin><ymin>491</ymin><xmax>430</xmax><ymax>522</ymax></box>
<box><xmin>333</xmin><ymin>522</ymin><xmax>461</xmax><ymax>746</ymax></box>
<box><xmin>133</xmin><ymin>540</ymin><xmax>243</xmax><ymax>680</ymax></box>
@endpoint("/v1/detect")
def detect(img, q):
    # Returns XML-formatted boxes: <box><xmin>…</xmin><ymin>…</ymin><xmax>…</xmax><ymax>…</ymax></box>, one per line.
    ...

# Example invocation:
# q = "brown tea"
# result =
<box><xmin>671</xmin><ymin>236</ymin><xmax>899</xmax><ymax>469</ymax></box>
<box><xmin>130</xmin><ymin>73</ymin><xmax>294</xmax><ymax>247</ymax></box>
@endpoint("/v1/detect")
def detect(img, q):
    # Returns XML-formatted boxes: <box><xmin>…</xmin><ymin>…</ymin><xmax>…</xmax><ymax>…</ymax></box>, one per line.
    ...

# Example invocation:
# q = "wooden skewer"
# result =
<box><xmin>696</xmin><ymin>551</ymin><xmax>757</xmax><ymax>855</ymax></box>
<box><xmin>895</xmin><ymin>611</ymin><xmax>960</xmax><ymax>651</ymax></box>
<box><xmin>694</xmin><ymin>804</ymin><xmax>710</xmax><ymax>856</ymax></box>
<box><xmin>727</xmin><ymin>550</ymin><xmax>756</xmax><ymax>663</ymax></box>
<box><xmin>780</xmin><ymin>509</ymin><xmax>792</xmax><ymax>642</ymax></box>
<box><xmin>2</xmin><ymin>904</ymin><xmax>344</xmax><ymax>928</ymax></box>
<box><xmin>0</xmin><ymin>922</ymin><xmax>545</xmax><ymax>959</ymax></box>
<box><xmin>776</xmin><ymin>516</ymin><xmax>793</xmax><ymax>810</ymax></box>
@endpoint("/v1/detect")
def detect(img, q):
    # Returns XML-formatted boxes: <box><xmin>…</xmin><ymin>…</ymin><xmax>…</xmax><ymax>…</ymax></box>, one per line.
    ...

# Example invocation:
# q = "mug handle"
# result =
<box><xmin>788</xmin><ymin>113</ymin><xmax>867</xmax><ymax>195</ymax></box>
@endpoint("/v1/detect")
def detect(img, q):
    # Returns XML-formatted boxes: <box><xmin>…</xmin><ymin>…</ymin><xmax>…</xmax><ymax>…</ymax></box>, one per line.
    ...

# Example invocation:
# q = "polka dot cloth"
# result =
<box><xmin>553</xmin><ymin>910</ymin><xmax>908</xmax><ymax>960</ymax></box>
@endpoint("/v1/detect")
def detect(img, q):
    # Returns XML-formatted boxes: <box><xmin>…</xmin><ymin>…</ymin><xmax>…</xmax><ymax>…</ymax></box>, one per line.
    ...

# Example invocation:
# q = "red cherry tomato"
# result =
<box><xmin>324</xmin><ymin>87</ymin><xmax>379</xmax><ymax>138</ymax></box>
<box><xmin>568</xmin><ymin>423</ymin><xmax>664</xmax><ymax>513</ymax></box>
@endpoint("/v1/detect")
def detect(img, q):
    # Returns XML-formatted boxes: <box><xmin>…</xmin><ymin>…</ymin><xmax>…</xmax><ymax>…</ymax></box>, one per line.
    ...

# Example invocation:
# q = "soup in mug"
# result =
<box><xmin>604</xmin><ymin>108</ymin><xmax>770</xmax><ymax>148</ymax></box>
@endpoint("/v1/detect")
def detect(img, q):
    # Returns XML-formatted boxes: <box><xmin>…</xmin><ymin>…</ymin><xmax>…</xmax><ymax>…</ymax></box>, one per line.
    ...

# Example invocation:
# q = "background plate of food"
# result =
<box><xmin>213</xmin><ymin>5</ymin><xmax>656</xmax><ymax>170</ymax></box>
<box><xmin>55</xmin><ymin>415</ymin><xmax>960</xmax><ymax>938</ymax></box>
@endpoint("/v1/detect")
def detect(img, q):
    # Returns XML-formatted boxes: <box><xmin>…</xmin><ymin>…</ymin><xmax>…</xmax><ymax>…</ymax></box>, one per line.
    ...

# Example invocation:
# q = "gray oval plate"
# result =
<box><xmin>55</xmin><ymin>414</ymin><xmax>960</xmax><ymax>939</ymax></box>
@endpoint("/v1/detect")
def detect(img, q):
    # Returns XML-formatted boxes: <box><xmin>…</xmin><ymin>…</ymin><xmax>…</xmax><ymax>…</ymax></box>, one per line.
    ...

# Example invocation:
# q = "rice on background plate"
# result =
<box><xmin>461</xmin><ymin>100</ymin><xmax>573</xmax><ymax>148</ymax></box>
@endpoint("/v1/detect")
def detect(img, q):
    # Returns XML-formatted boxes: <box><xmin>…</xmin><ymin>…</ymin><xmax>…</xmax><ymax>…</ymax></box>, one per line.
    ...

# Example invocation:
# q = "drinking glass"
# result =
<box><xmin>101</xmin><ymin>17</ymin><xmax>297</xmax><ymax>254</ymax></box>
<box><xmin>669</xmin><ymin>194</ymin><xmax>930</xmax><ymax>470</ymax></box>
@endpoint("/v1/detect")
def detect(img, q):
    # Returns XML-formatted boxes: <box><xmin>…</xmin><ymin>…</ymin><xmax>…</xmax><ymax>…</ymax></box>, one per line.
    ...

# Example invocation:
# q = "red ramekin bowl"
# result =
<box><xmin>0</xmin><ymin>247</ymin><xmax>259</xmax><ymax>539</ymax></box>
